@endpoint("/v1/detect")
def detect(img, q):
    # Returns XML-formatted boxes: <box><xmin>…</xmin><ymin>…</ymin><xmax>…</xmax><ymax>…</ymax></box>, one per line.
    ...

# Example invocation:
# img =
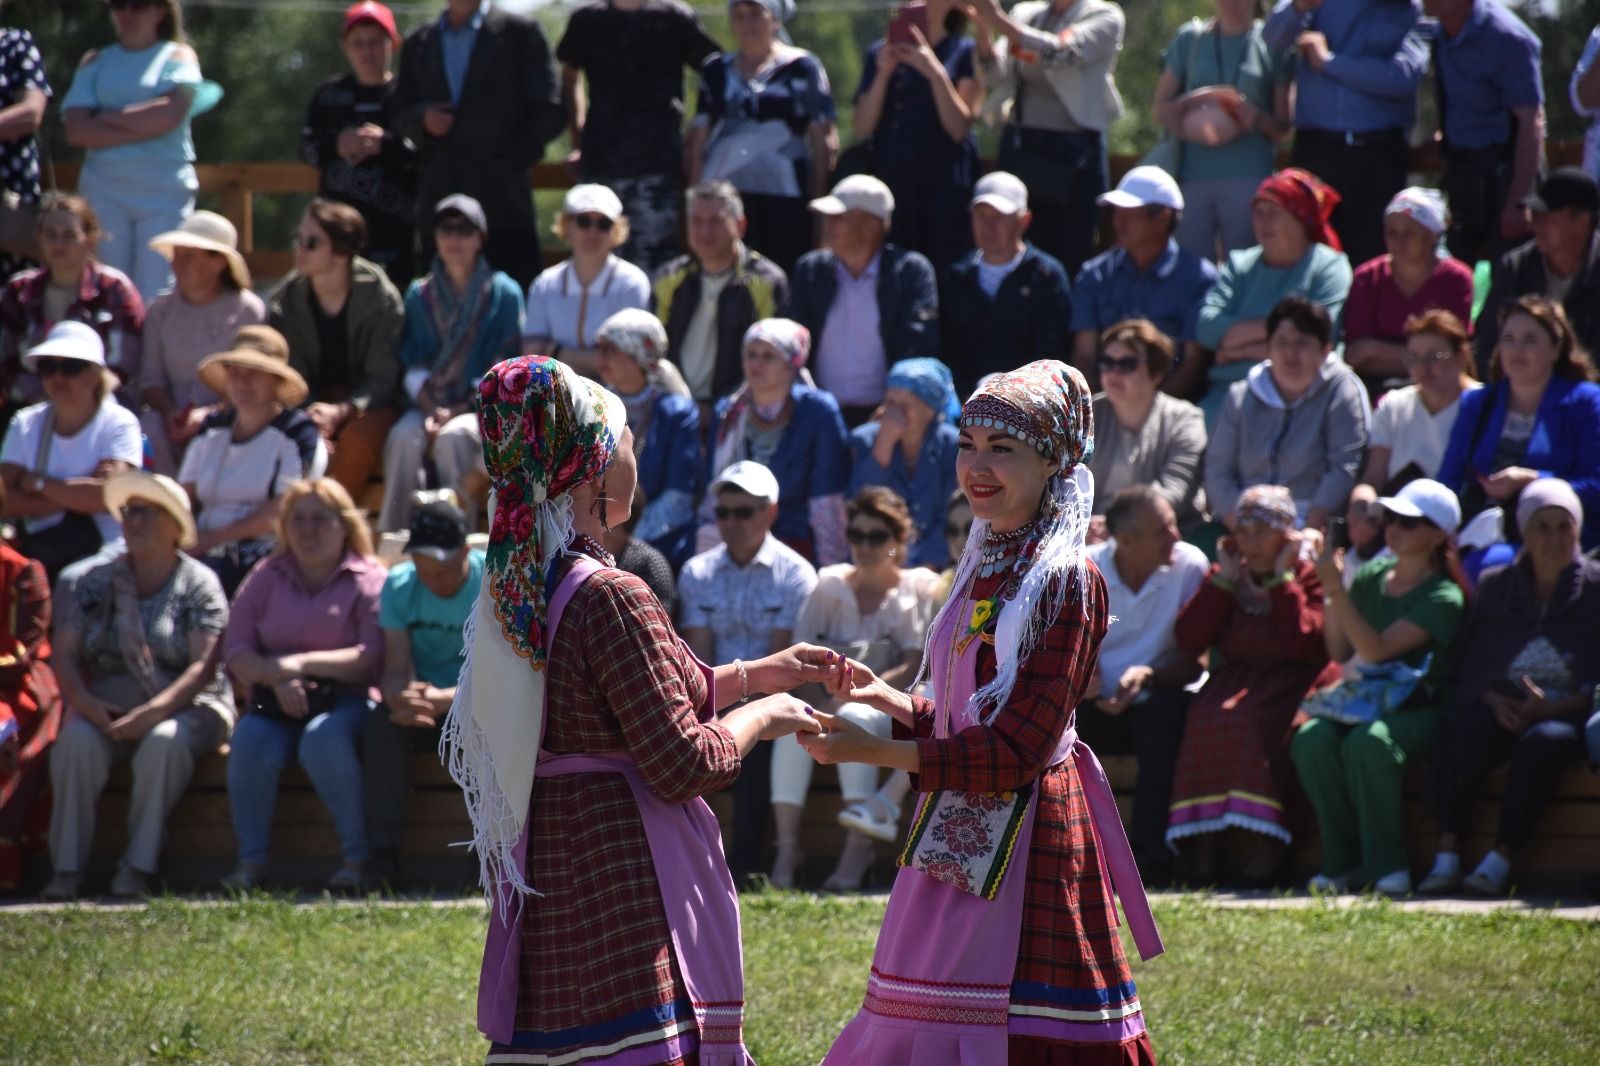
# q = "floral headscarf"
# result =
<box><xmin>743</xmin><ymin>317</ymin><xmax>810</xmax><ymax>368</ymax></box>
<box><xmin>886</xmin><ymin>357</ymin><xmax>961</xmax><ymax>422</ymax></box>
<box><xmin>595</xmin><ymin>308</ymin><xmax>688</xmax><ymax>397</ymax></box>
<box><xmin>711</xmin><ymin>318</ymin><xmax>815</xmax><ymax>477</ymax></box>
<box><xmin>1255</xmin><ymin>168</ymin><xmax>1343</xmax><ymax>252</ymax></box>
<box><xmin>1235</xmin><ymin>484</ymin><xmax>1297</xmax><ymax>531</ymax></box>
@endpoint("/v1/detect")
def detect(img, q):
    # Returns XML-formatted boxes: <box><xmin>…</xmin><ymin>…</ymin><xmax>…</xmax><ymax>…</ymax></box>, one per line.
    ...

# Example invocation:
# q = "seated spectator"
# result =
<box><xmin>1475</xmin><ymin>168</ymin><xmax>1600</xmax><ymax>378</ymax></box>
<box><xmin>653</xmin><ymin>181</ymin><xmax>790</xmax><ymax>418</ymax></box>
<box><xmin>1206</xmin><ymin>297</ymin><xmax>1369</xmax><ymax>533</ymax></box>
<box><xmin>603</xmin><ymin>486</ymin><xmax>679</xmax><ymax>616</ymax></box>
<box><xmin>679</xmin><ymin>459</ymin><xmax>818</xmax><ymax>886</ymax></box>
<box><xmin>1167</xmin><ymin>485</ymin><xmax>1340</xmax><ymax>884</ymax></box>
<box><xmin>522</xmin><ymin>184</ymin><xmax>651</xmax><ymax>378</ymax></box>
<box><xmin>1088</xmin><ymin>319</ymin><xmax>1208</xmax><ymax>534</ymax></box>
<box><xmin>847</xmin><ymin>357</ymin><xmax>960</xmax><ymax>570</ymax></box>
<box><xmin>140</xmin><ymin>210</ymin><xmax>264</xmax><ymax>474</ymax></box>
<box><xmin>852</xmin><ymin>0</ymin><xmax>983</xmax><ymax>274</ymax></box>
<box><xmin>1071</xmin><ymin>167</ymin><xmax>1218</xmax><ymax>396</ymax></box>
<box><xmin>42</xmin><ymin>472</ymin><xmax>230</xmax><ymax>901</ymax></box>
<box><xmin>0</xmin><ymin>499</ymin><xmax>57</xmax><ymax>894</ymax></box>
<box><xmin>1338</xmin><ymin>484</ymin><xmax>1388</xmax><ymax>589</ymax></box>
<box><xmin>0</xmin><ymin>323</ymin><xmax>142</xmax><ymax>584</ymax></box>
<box><xmin>1438</xmin><ymin>296</ymin><xmax>1600</xmax><ymax>578</ymax></box>
<box><xmin>1079</xmin><ymin>486</ymin><xmax>1208</xmax><ymax>881</ymax></box>
<box><xmin>1291</xmin><ymin>479</ymin><xmax>1465</xmax><ymax>896</ymax></box>
<box><xmin>933</xmin><ymin>488</ymin><xmax>972</xmax><ymax>604</ymax></box>
<box><xmin>179</xmin><ymin>326</ymin><xmax>327</xmax><ymax>596</ymax></box>
<box><xmin>382</xmin><ymin>194</ymin><xmax>522</xmax><ymax>532</ymax></box>
<box><xmin>223</xmin><ymin>478</ymin><xmax>386</xmax><ymax>892</ymax></box>
<box><xmin>1421</xmin><ymin>479</ymin><xmax>1600</xmax><ymax>897</ymax></box>
<box><xmin>769</xmin><ymin>486</ymin><xmax>937</xmax><ymax>890</ymax></box>
<box><xmin>594</xmin><ymin>309</ymin><xmax>701</xmax><ymax>569</ymax></box>
<box><xmin>1151</xmin><ymin>0</ymin><xmax>1292</xmax><ymax>261</ymax></box>
<box><xmin>787</xmin><ymin>175</ymin><xmax>940</xmax><ymax>426</ymax></box>
<box><xmin>705</xmin><ymin>320</ymin><xmax>849</xmax><ymax>564</ymax></box>
<box><xmin>366</xmin><ymin>490</ymin><xmax>481</xmax><ymax>887</ymax></box>
<box><xmin>270</xmin><ymin>198</ymin><xmax>404</xmax><ymax>501</ymax></box>
<box><xmin>686</xmin><ymin>0</ymin><xmax>836</xmax><ymax>276</ymax></box>
<box><xmin>301</xmin><ymin>1</ymin><xmax>416</xmax><ymax>290</ymax></box>
<box><xmin>940</xmin><ymin>171</ymin><xmax>1072</xmax><ymax>396</ymax></box>
<box><xmin>1360</xmin><ymin>309</ymin><xmax>1480</xmax><ymax>494</ymax></box>
<box><xmin>1194</xmin><ymin>169</ymin><xmax>1353</xmax><ymax>422</ymax></box>
<box><xmin>0</xmin><ymin>193</ymin><xmax>143</xmax><ymax>412</ymax></box>
<box><xmin>1343</xmin><ymin>188</ymin><xmax>1475</xmax><ymax>393</ymax></box>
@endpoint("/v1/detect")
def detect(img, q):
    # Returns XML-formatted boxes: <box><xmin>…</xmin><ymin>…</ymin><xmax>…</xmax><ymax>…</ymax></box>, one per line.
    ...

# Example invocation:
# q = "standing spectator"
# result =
<box><xmin>391</xmin><ymin>0</ymin><xmax>563</xmax><ymax>292</ymax></box>
<box><xmin>853</xmin><ymin>0</ymin><xmax>984</xmax><ymax>274</ymax></box>
<box><xmin>706</xmin><ymin>320</ymin><xmax>850</xmax><ymax>564</ymax></box>
<box><xmin>0</xmin><ymin>23</ymin><xmax>50</xmax><ymax>282</ymax></box>
<box><xmin>1571</xmin><ymin>24</ymin><xmax>1600</xmax><ymax>182</ymax></box>
<box><xmin>1343</xmin><ymin>188</ymin><xmax>1475</xmax><ymax>393</ymax></box>
<box><xmin>1424</xmin><ymin>0</ymin><xmax>1544</xmax><ymax>265</ymax></box>
<box><xmin>0</xmin><ymin>490</ymin><xmax>56</xmax><ymax>894</ymax></box>
<box><xmin>786</xmin><ymin>175</ymin><xmax>940</xmax><ymax>425</ymax></box>
<box><xmin>0</xmin><ymin>194</ymin><xmax>143</xmax><ymax>411</ymax></box>
<box><xmin>940</xmin><ymin>171</ymin><xmax>1073</xmax><ymax>397</ymax></box>
<box><xmin>1071</xmin><ymin>166</ymin><xmax>1218</xmax><ymax>396</ymax></box>
<box><xmin>521</xmin><ymin>184</ymin><xmax>651</xmax><ymax>378</ymax></box>
<box><xmin>653</xmin><ymin>181</ymin><xmax>790</xmax><ymax>418</ymax></box>
<box><xmin>60</xmin><ymin>0</ymin><xmax>222</xmax><ymax>302</ymax></box>
<box><xmin>366</xmin><ymin>491</ymin><xmax>481</xmax><ymax>887</ymax></box>
<box><xmin>1474</xmin><ymin>169</ymin><xmax>1600</xmax><ymax>376</ymax></box>
<box><xmin>557</xmin><ymin>0</ymin><xmax>721</xmax><ymax>274</ymax></box>
<box><xmin>1261</xmin><ymin>0</ymin><xmax>1429</xmax><ymax>268</ymax></box>
<box><xmin>687</xmin><ymin>0</ymin><xmax>836</xmax><ymax>276</ymax></box>
<box><xmin>1152</xmin><ymin>0</ymin><xmax>1293</xmax><ymax>261</ymax></box>
<box><xmin>678</xmin><ymin>459</ymin><xmax>818</xmax><ymax>886</ymax></box>
<box><xmin>968</xmin><ymin>0</ymin><xmax>1126</xmax><ymax>277</ymax></box>
<box><xmin>41</xmin><ymin>472</ymin><xmax>231</xmax><ymax>901</ymax></box>
<box><xmin>847</xmin><ymin>357</ymin><xmax>961</xmax><ymax>570</ymax></box>
<box><xmin>301</xmin><ymin>1</ymin><xmax>418</xmax><ymax>290</ymax></box>
<box><xmin>383</xmin><ymin>195</ymin><xmax>522</xmax><ymax>533</ymax></box>
<box><xmin>269</xmin><ymin>199</ymin><xmax>405</xmax><ymax>502</ymax></box>
<box><xmin>139</xmin><ymin>211</ymin><xmax>262</xmax><ymax>474</ymax></box>
<box><xmin>1360</xmin><ymin>309</ymin><xmax>1480</xmax><ymax>493</ymax></box>
<box><xmin>223</xmin><ymin>478</ymin><xmax>386</xmax><ymax>893</ymax></box>
<box><xmin>1194</xmin><ymin>168</ymin><xmax>1352</xmax><ymax>422</ymax></box>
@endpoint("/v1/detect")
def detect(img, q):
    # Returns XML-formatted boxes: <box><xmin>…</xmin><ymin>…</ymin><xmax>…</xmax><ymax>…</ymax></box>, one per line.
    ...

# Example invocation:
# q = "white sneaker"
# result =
<box><xmin>1463</xmin><ymin>866</ymin><xmax>1509</xmax><ymax>896</ymax></box>
<box><xmin>1417</xmin><ymin>868</ymin><xmax>1461</xmax><ymax>894</ymax></box>
<box><xmin>1307</xmin><ymin>871</ymin><xmax>1355</xmax><ymax>894</ymax></box>
<box><xmin>837</xmin><ymin>799</ymin><xmax>900</xmax><ymax>843</ymax></box>
<box><xmin>1373</xmin><ymin>870</ymin><xmax>1412</xmax><ymax>896</ymax></box>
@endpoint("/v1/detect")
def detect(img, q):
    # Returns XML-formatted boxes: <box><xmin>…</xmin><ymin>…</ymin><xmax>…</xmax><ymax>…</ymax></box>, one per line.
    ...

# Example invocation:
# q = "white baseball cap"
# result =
<box><xmin>809</xmin><ymin>174</ymin><xmax>894</xmax><ymax>222</ymax></box>
<box><xmin>563</xmin><ymin>183</ymin><xmax>624</xmax><ymax>221</ymax></box>
<box><xmin>1376</xmin><ymin>478</ymin><xmax>1461</xmax><ymax>535</ymax></box>
<box><xmin>21</xmin><ymin>320</ymin><xmax>106</xmax><ymax>372</ymax></box>
<box><xmin>713</xmin><ymin>460</ymin><xmax>780</xmax><ymax>504</ymax></box>
<box><xmin>1097</xmin><ymin>165</ymin><xmax>1185</xmax><ymax>212</ymax></box>
<box><xmin>971</xmin><ymin>171</ymin><xmax>1028</xmax><ymax>215</ymax></box>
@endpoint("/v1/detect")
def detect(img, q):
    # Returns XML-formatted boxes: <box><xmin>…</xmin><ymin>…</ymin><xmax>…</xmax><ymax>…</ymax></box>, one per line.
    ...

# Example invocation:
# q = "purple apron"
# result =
<box><xmin>823</xmin><ymin>595</ymin><xmax>1163</xmax><ymax>1064</ymax></box>
<box><xmin>478</xmin><ymin>557</ymin><xmax>754</xmax><ymax>1065</ymax></box>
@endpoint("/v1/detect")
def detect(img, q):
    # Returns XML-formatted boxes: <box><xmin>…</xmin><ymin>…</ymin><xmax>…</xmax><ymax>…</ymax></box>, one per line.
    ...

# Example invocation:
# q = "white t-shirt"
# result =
<box><xmin>1368</xmin><ymin>384</ymin><xmax>1480</xmax><ymax>485</ymax></box>
<box><xmin>178</xmin><ymin>408</ymin><xmax>328</xmax><ymax>532</ymax></box>
<box><xmin>1086</xmin><ymin>540</ymin><xmax>1209</xmax><ymax>701</ymax></box>
<box><xmin>0</xmin><ymin>399</ymin><xmax>143</xmax><ymax>542</ymax></box>
<box><xmin>792</xmin><ymin>563</ymin><xmax>940</xmax><ymax>666</ymax></box>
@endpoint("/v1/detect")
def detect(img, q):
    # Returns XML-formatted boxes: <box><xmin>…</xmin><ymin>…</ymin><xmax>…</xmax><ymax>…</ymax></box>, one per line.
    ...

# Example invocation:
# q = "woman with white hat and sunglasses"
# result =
<box><xmin>42</xmin><ymin>470</ymin><xmax>233</xmax><ymax>901</ymax></box>
<box><xmin>0</xmin><ymin>322</ymin><xmax>143</xmax><ymax>584</ymax></box>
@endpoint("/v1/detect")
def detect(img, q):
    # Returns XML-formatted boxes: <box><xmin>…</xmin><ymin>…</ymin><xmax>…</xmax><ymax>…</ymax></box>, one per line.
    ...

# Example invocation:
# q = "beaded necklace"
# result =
<box><xmin>570</xmin><ymin>533</ymin><xmax>616</xmax><ymax>568</ymax></box>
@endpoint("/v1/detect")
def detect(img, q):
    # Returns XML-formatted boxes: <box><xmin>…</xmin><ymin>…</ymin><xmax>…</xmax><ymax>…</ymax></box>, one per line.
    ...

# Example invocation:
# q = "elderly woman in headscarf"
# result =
<box><xmin>593</xmin><ymin>308</ymin><xmax>702</xmax><ymax>570</ymax></box>
<box><xmin>848</xmin><ymin>356</ymin><xmax>962</xmax><ymax>569</ymax></box>
<box><xmin>1166</xmin><ymin>484</ymin><xmax>1341</xmax><ymax>886</ymax></box>
<box><xmin>797</xmin><ymin>360</ymin><xmax>1163</xmax><ymax>1063</ymax></box>
<box><xmin>704</xmin><ymin>318</ymin><xmax>850</xmax><ymax>564</ymax></box>
<box><xmin>445</xmin><ymin>355</ymin><xmax>827</xmax><ymax>1064</ymax></box>
<box><xmin>1193</xmin><ymin>168</ymin><xmax>1354</xmax><ymax>424</ymax></box>
<box><xmin>1420</xmin><ymin>479</ymin><xmax>1600</xmax><ymax>898</ymax></box>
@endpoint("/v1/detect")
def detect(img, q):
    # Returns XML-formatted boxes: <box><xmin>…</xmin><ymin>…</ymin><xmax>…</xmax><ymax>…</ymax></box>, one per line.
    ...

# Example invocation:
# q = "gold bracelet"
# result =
<box><xmin>734</xmin><ymin>658</ymin><xmax>749</xmax><ymax>701</ymax></box>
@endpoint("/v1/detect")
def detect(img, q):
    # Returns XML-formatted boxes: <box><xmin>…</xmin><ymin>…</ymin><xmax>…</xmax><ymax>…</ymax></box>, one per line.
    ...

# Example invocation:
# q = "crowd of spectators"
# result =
<box><xmin>0</xmin><ymin>0</ymin><xmax>1598</xmax><ymax>900</ymax></box>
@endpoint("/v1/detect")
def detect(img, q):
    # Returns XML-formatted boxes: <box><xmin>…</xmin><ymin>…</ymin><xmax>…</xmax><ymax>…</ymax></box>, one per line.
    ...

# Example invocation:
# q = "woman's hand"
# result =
<box><xmin>756</xmin><ymin>644</ymin><xmax>847</xmax><ymax>694</ymax></box>
<box><xmin>876</xmin><ymin>41</ymin><xmax>902</xmax><ymax>78</ymax></box>
<box><xmin>795</xmin><ymin>709</ymin><xmax>878</xmax><ymax>765</ymax></box>
<box><xmin>822</xmin><ymin>654</ymin><xmax>912</xmax><ymax>719</ymax></box>
<box><xmin>896</xmin><ymin>27</ymin><xmax>942</xmax><ymax>80</ymax></box>
<box><xmin>1274</xmin><ymin>529</ymin><xmax>1306</xmax><ymax>576</ymax></box>
<box><xmin>272</xmin><ymin>678</ymin><xmax>310</xmax><ymax>720</ymax></box>
<box><xmin>1478</xmin><ymin>467</ymin><xmax>1538</xmax><ymax>502</ymax></box>
<box><xmin>70</xmin><ymin>694</ymin><xmax>121</xmax><ymax>735</ymax></box>
<box><xmin>753</xmin><ymin>693</ymin><xmax>825</xmax><ymax>741</ymax></box>
<box><xmin>106</xmin><ymin>702</ymin><xmax>163</xmax><ymax>743</ymax></box>
<box><xmin>1216</xmin><ymin>536</ymin><xmax>1242</xmax><ymax>584</ymax></box>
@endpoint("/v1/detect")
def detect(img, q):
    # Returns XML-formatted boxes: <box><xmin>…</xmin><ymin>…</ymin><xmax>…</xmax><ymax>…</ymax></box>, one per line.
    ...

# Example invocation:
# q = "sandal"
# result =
<box><xmin>837</xmin><ymin>798</ymin><xmax>901</xmax><ymax>843</ymax></box>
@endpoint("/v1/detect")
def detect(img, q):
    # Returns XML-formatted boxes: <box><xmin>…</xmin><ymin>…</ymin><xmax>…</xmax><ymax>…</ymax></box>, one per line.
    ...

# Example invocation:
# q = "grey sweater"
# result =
<box><xmin>1088</xmin><ymin>391</ymin><xmax>1208</xmax><ymax>528</ymax></box>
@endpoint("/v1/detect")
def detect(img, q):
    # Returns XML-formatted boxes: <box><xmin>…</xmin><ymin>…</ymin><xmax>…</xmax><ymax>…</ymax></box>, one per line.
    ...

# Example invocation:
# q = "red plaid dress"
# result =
<box><xmin>497</xmin><ymin>558</ymin><xmax>741</xmax><ymax>1065</ymax></box>
<box><xmin>0</xmin><ymin>543</ymin><xmax>59</xmax><ymax>891</ymax></box>
<box><xmin>898</xmin><ymin>560</ymin><xmax>1157</xmax><ymax>1065</ymax></box>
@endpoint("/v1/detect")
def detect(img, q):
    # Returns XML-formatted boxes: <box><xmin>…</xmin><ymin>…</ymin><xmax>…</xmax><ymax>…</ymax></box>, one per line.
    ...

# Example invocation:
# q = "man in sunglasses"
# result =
<box><xmin>678</xmin><ymin>460</ymin><xmax>817</xmax><ymax>886</ymax></box>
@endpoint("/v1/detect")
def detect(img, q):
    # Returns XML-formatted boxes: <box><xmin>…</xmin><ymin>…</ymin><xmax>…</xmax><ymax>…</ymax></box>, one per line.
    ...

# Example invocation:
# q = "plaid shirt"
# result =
<box><xmin>677</xmin><ymin>534</ymin><xmax>817</xmax><ymax>663</ymax></box>
<box><xmin>0</xmin><ymin>263</ymin><xmax>145</xmax><ymax>404</ymax></box>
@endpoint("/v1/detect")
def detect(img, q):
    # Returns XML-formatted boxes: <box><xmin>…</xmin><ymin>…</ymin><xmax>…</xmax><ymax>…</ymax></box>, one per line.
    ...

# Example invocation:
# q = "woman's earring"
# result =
<box><xmin>594</xmin><ymin>477</ymin><xmax>611</xmax><ymax>532</ymax></box>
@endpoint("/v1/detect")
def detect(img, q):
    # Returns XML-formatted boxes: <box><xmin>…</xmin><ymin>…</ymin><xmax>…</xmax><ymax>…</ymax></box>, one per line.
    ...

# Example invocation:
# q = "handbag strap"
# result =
<box><xmin>30</xmin><ymin>404</ymin><xmax>54</xmax><ymax>475</ymax></box>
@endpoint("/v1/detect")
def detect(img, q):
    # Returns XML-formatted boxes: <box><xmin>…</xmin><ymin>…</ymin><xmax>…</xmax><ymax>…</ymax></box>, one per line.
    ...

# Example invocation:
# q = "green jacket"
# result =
<box><xmin>269</xmin><ymin>256</ymin><xmax>404</xmax><ymax>411</ymax></box>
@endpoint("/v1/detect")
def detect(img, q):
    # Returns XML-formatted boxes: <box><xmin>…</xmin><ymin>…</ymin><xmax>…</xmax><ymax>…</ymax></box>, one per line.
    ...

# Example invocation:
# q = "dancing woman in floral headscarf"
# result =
<box><xmin>800</xmin><ymin>360</ymin><xmax>1163</xmax><ymax>1064</ymax></box>
<box><xmin>442</xmin><ymin>355</ymin><xmax>823</xmax><ymax>1065</ymax></box>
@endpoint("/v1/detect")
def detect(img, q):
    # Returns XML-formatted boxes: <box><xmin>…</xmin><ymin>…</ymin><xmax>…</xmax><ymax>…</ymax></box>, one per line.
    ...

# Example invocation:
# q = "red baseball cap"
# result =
<box><xmin>343</xmin><ymin>1</ymin><xmax>400</xmax><ymax>42</ymax></box>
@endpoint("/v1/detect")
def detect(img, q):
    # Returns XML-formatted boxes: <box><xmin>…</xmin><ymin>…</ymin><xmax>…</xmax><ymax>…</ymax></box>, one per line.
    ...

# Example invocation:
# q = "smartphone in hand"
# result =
<box><xmin>887</xmin><ymin>2</ymin><xmax>929</xmax><ymax>46</ymax></box>
<box><xmin>1327</xmin><ymin>517</ymin><xmax>1350</xmax><ymax>552</ymax></box>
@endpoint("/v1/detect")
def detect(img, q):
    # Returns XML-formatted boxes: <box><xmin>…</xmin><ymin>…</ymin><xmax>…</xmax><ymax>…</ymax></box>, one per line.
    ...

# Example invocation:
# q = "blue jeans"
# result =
<box><xmin>227</xmin><ymin>693</ymin><xmax>370</xmax><ymax>866</ymax></box>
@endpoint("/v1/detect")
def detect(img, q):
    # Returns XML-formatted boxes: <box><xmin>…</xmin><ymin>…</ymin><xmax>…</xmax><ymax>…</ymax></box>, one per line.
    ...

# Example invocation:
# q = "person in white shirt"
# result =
<box><xmin>1080</xmin><ymin>485</ymin><xmax>1208</xmax><ymax>880</ymax></box>
<box><xmin>1360</xmin><ymin>308</ymin><xmax>1480</xmax><ymax>494</ymax></box>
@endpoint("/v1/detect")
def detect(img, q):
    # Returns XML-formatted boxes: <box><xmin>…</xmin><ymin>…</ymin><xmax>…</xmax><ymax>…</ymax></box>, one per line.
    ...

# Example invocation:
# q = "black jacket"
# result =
<box><xmin>940</xmin><ymin>244</ymin><xmax>1073</xmax><ymax>397</ymax></box>
<box><xmin>1475</xmin><ymin>228</ymin><xmax>1600</xmax><ymax>378</ymax></box>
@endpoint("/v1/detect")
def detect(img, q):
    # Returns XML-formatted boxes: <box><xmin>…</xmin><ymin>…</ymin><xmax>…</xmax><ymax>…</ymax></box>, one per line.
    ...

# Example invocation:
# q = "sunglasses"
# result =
<box><xmin>571</xmin><ymin>214</ymin><xmax>614</xmax><ymax>233</ymax></box>
<box><xmin>846</xmin><ymin>528</ymin><xmax>892</xmax><ymax>547</ymax></box>
<box><xmin>1096</xmin><ymin>354</ymin><xmax>1143</xmax><ymax>376</ymax></box>
<box><xmin>1402</xmin><ymin>348</ymin><xmax>1455</xmax><ymax>370</ymax></box>
<box><xmin>945</xmin><ymin>521</ymin><xmax>973</xmax><ymax>539</ymax></box>
<box><xmin>119</xmin><ymin>501</ymin><xmax>162</xmax><ymax>522</ymax></box>
<box><xmin>295</xmin><ymin>233</ymin><xmax>324</xmax><ymax>251</ymax></box>
<box><xmin>36</xmin><ymin>357</ymin><xmax>91</xmax><ymax>378</ymax></box>
<box><xmin>436</xmin><ymin>220</ymin><xmax>479</xmax><ymax>238</ymax></box>
<box><xmin>1387</xmin><ymin>513</ymin><xmax>1436</xmax><ymax>531</ymax></box>
<box><xmin>714</xmin><ymin>505</ymin><xmax>759</xmax><ymax>522</ymax></box>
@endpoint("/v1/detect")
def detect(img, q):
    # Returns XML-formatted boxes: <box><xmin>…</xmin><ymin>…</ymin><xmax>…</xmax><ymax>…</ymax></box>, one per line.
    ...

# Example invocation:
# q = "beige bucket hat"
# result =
<box><xmin>196</xmin><ymin>325</ymin><xmax>310</xmax><ymax>407</ymax></box>
<box><xmin>149</xmin><ymin>211</ymin><xmax>252</xmax><ymax>290</ymax></box>
<box><xmin>104</xmin><ymin>470</ymin><xmax>198</xmax><ymax>550</ymax></box>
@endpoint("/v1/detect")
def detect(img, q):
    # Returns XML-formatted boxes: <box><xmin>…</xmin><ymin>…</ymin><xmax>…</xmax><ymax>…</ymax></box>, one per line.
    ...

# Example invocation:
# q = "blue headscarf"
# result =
<box><xmin>885</xmin><ymin>357</ymin><xmax>960</xmax><ymax>422</ymax></box>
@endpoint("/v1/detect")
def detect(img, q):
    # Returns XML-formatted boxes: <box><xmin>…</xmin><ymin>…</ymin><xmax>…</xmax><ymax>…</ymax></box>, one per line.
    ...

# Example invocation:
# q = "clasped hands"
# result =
<box><xmin>756</xmin><ymin>646</ymin><xmax>911</xmax><ymax>767</ymax></box>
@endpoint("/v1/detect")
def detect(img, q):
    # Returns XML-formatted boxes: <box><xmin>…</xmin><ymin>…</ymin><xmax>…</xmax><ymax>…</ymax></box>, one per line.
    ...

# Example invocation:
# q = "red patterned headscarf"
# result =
<box><xmin>1254</xmin><ymin>168</ymin><xmax>1343</xmax><ymax>252</ymax></box>
<box><xmin>958</xmin><ymin>359</ymin><xmax>1095</xmax><ymax>470</ymax></box>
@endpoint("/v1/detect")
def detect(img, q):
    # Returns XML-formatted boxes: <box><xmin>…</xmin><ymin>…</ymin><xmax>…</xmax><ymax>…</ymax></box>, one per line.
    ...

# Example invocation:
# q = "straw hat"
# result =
<box><xmin>196</xmin><ymin>325</ymin><xmax>310</xmax><ymax>406</ymax></box>
<box><xmin>149</xmin><ymin>211</ymin><xmax>252</xmax><ymax>290</ymax></box>
<box><xmin>104</xmin><ymin>471</ymin><xmax>198</xmax><ymax>550</ymax></box>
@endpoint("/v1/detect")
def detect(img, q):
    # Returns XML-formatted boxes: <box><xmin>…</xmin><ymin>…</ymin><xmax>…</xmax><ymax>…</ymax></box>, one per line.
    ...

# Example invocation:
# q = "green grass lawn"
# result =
<box><xmin>1</xmin><ymin>893</ymin><xmax>1595</xmax><ymax>1065</ymax></box>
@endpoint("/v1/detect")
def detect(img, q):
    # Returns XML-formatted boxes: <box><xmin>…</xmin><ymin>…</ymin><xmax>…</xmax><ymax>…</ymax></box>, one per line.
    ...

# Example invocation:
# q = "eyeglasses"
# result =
<box><xmin>289</xmin><ymin>512</ymin><xmax>341</xmax><ymax>530</ymax></box>
<box><xmin>436</xmin><ymin>220</ymin><xmax>479</xmax><ymax>238</ymax></box>
<box><xmin>713</xmin><ymin>505</ymin><xmax>759</xmax><ymax>522</ymax></box>
<box><xmin>106</xmin><ymin>0</ymin><xmax>161</xmax><ymax>10</ymax></box>
<box><xmin>846</xmin><ymin>527</ymin><xmax>892</xmax><ymax>547</ymax></box>
<box><xmin>36</xmin><ymin>357</ymin><xmax>91</xmax><ymax>378</ymax></box>
<box><xmin>1096</xmin><ymin>354</ymin><xmax>1144</xmax><ymax>376</ymax></box>
<box><xmin>944</xmin><ymin>521</ymin><xmax>973</xmax><ymax>539</ymax></box>
<box><xmin>1387</xmin><ymin>513</ymin><xmax>1436</xmax><ymax>531</ymax></box>
<box><xmin>571</xmin><ymin>214</ymin><xmax>614</xmax><ymax>233</ymax></box>
<box><xmin>119</xmin><ymin>501</ymin><xmax>161</xmax><ymax>522</ymax></box>
<box><xmin>294</xmin><ymin>233</ymin><xmax>324</xmax><ymax>251</ymax></box>
<box><xmin>1402</xmin><ymin>348</ymin><xmax>1455</xmax><ymax>370</ymax></box>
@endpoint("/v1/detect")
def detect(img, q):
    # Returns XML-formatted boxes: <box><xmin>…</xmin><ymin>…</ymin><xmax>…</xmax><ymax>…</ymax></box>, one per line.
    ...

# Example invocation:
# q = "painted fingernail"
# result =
<box><xmin>804</xmin><ymin>705</ymin><xmax>815</xmax><ymax>716</ymax></box>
